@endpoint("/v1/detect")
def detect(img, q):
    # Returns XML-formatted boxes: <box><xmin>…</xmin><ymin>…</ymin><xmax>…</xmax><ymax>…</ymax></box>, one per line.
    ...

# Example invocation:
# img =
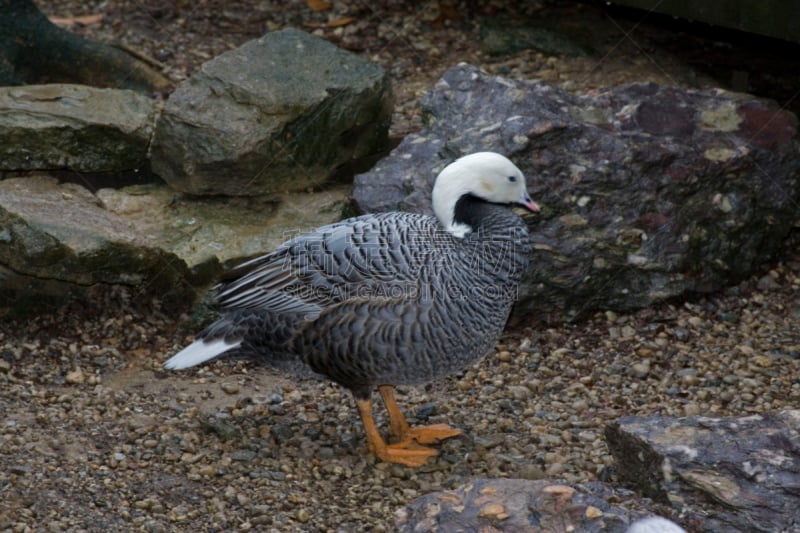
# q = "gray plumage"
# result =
<box><xmin>195</xmin><ymin>205</ymin><xmax>530</xmax><ymax>398</ymax></box>
<box><xmin>166</xmin><ymin>151</ymin><xmax>538</xmax><ymax>408</ymax></box>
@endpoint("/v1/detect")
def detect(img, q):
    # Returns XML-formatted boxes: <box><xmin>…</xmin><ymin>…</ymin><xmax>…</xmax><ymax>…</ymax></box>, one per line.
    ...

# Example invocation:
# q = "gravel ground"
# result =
<box><xmin>3</xmin><ymin>1</ymin><xmax>800</xmax><ymax>531</ymax></box>
<box><xmin>3</xmin><ymin>259</ymin><xmax>799</xmax><ymax>531</ymax></box>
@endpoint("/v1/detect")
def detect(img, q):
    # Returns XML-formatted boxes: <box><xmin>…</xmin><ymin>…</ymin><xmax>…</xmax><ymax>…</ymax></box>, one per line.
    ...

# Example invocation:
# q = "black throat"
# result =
<box><xmin>453</xmin><ymin>193</ymin><xmax>494</xmax><ymax>229</ymax></box>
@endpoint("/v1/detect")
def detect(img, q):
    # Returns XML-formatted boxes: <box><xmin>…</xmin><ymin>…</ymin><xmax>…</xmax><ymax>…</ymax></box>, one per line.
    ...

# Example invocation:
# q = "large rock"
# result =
<box><xmin>354</xmin><ymin>64</ymin><xmax>800</xmax><ymax>318</ymax></box>
<box><xmin>0</xmin><ymin>84</ymin><xmax>155</xmax><ymax>172</ymax></box>
<box><xmin>0</xmin><ymin>176</ymin><xmax>192</xmax><ymax>311</ymax></box>
<box><xmin>396</xmin><ymin>478</ymin><xmax>678</xmax><ymax>532</ymax></box>
<box><xmin>0</xmin><ymin>175</ymin><xmax>350</xmax><ymax>314</ymax></box>
<box><xmin>151</xmin><ymin>28</ymin><xmax>392</xmax><ymax>196</ymax></box>
<box><xmin>95</xmin><ymin>182</ymin><xmax>352</xmax><ymax>271</ymax></box>
<box><xmin>605</xmin><ymin>410</ymin><xmax>800</xmax><ymax>532</ymax></box>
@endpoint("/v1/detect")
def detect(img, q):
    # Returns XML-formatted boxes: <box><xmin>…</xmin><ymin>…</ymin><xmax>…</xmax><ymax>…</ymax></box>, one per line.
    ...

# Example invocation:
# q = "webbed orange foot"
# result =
<box><xmin>403</xmin><ymin>423</ymin><xmax>462</xmax><ymax>445</ymax></box>
<box><xmin>356</xmin><ymin>395</ymin><xmax>439</xmax><ymax>467</ymax></box>
<box><xmin>376</xmin><ymin>442</ymin><xmax>438</xmax><ymax>467</ymax></box>
<box><xmin>378</xmin><ymin>385</ymin><xmax>462</xmax><ymax>444</ymax></box>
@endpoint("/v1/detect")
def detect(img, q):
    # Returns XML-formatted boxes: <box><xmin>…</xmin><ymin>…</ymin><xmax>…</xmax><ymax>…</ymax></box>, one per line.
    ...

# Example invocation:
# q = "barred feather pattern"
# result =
<box><xmin>192</xmin><ymin>202</ymin><xmax>531</xmax><ymax>398</ymax></box>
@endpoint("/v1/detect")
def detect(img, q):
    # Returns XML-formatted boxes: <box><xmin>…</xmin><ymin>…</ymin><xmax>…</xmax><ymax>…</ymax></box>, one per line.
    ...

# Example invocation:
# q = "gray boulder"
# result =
<box><xmin>606</xmin><ymin>410</ymin><xmax>800</xmax><ymax>532</ymax></box>
<box><xmin>0</xmin><ymin>176</ymin><xmax>191</xmax><ymax>311</ymax></box>
<box><xmin>0</xmin><ymin>84</ymin><xmax>154</xmax><ymax>172</ymax></box>
<box><xmin>150</xmin><ymin>28</ymin><xmax>392</xmax><ymax>196</ymax></box>
<box><xmin>95</xmin><ymin>182</ymin><xmax>352</xmax><ymax>271</ymax></box>
<box><xmin>396</xmin><ymin>477</ymin><xmax>678</xmax><ymax>532</ymax></box>
<box><xmin>354</xmin><ymin>64</ymin><xmax>800</xmax><ymax>318</ymax></box>
<box><xmin>0</xmin><ymin>175</ymin><xmax>350</xmax><ymax>314</ymax></box>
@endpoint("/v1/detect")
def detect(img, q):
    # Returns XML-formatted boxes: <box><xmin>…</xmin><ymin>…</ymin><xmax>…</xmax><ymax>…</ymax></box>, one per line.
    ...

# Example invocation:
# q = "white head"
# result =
<box><xmin>432</xmin><ymin>152</ymin><xmax>539</xmax><ymax>238</ymax></box>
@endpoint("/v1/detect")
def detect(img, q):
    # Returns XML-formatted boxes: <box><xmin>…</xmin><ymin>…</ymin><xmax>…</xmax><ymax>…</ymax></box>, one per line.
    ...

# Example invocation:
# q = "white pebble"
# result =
<box><xmin>627</xmin><ymin>516</ymin><xmax>686</xmax><ymax>533</ymax></box>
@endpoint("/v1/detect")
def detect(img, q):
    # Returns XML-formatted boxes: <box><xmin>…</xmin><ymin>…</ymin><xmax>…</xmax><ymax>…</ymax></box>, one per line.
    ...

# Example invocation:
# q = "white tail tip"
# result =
<box><xmin>164</xmin><ymin>338</ymin><xmax>241</xmax><ymax>370</ymax></box>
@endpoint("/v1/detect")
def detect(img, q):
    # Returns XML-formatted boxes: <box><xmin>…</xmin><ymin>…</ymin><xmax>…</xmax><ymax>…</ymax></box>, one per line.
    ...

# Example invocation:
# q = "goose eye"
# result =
<box><xmin>508</xmin><ymin>175</ymin><xmax>517</xmax><ymax>183</ymax></box>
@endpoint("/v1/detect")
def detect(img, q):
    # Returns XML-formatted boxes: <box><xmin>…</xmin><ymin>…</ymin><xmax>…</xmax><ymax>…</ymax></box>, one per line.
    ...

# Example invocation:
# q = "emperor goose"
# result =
<box><xmin>165</xmin><ymin>152</ymin><xmax>539</xmax><ymax>466</ymax></box>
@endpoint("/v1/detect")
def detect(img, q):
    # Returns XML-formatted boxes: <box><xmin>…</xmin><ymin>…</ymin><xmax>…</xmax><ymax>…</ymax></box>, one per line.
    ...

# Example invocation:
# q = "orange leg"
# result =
<box><xmin>355</xmin><ymin>396</ymin><xmax>437</xmax><ymax>467</ymax></box>
<box><xmin>378</xmin><ymin>385</ymin><xmax>462</xmax><ymax>445</ymax></box>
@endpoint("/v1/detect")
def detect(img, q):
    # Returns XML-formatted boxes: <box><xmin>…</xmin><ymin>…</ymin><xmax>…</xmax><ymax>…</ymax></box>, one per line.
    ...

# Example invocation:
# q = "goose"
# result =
<box><xmin>164</xmin><ymin>152</ymin><xmax>539</xmax><ymax>466</ymax></box>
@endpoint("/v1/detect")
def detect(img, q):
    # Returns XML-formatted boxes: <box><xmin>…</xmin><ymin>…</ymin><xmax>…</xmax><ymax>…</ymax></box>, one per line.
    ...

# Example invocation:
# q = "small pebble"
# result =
<box><xmin>757</xmin><ymin>275</ymin><xmax>781</xmax><ymax>291</ymax></box>
<box><xmin>507</xmin><ymin>385</ymin><xmax>530</xmax><ymax>400</ymax></box>
<box><xmin>687</xmin><ymin>316</ymin><xmax>704</xmax><ymax>328</ymax></box>
<box><xmin>65</xmin><ymin>368</ymin><xmax>86</xmax><ymax>384</ymax></box>
<box><xmin>753</xmin><ymin>355</ymin><xmax>772</xmax><ymax>368</ymax></box>
<box><xmin>683</xmin><ymin>403</ymin><xmax>701</xmax><ymax>416</ymax></box>
<box><xmin>270</xmin><ymin>424</ymin><xmax>294</xmax><ymax>443</ymax></box>
<box><xmin>230</xmin><ymin>450</ymin><xmax>257</xmax><ymax>462</ymax></box>
<box><xmin>220</xmin><ymin>382</ymin><xmax>240</xmax><ymax>394</ymax></box>
<box><xmin>496</xmin><ymin>350</ymin><xmax>512</xmax><ymax>362</ymax></box>
<box><xmin>632</xmin><ymin>361</ymin><xmax>650</xmax><ymax>379</ymax></box>
<box><xmin>415</xmin><ymin>402</ymin><xmax>436</xmax><ymax>420</ymax></box>
<box><xmin>673</xmin><ymin>328</ymin><xmax>689</xmax><ymax>341</ymax></box>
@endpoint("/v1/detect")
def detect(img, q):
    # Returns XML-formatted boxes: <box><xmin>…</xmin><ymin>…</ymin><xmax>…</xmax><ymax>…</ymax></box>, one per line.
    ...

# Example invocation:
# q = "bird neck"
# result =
<box><xmin>439</xmin><ymin>196</ymin><xmax>532</xmax><ymax>291</ymax></box>
<box><xmin>438</xmin><ymin>193</ymin><xmax>528</xmax><ymax>240</ymax></box>
<box><xmin>453</xmin><ymin>194</ymin><xmax>524</xmax><ymax>232</ymax></box>
<box><xmin>452</xmin><ymin>195</ymin><xmax>531</xmax><ymax>253</ymax></box>
<box><xmin>432</xmin><ymin>175</ymin><xmax>473</xmax><ymax>238</ymax></box>
<box><xmin>452</xmin><ymin>193</ymin><xmax>488</xmax><ymax>231</ymax></box>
